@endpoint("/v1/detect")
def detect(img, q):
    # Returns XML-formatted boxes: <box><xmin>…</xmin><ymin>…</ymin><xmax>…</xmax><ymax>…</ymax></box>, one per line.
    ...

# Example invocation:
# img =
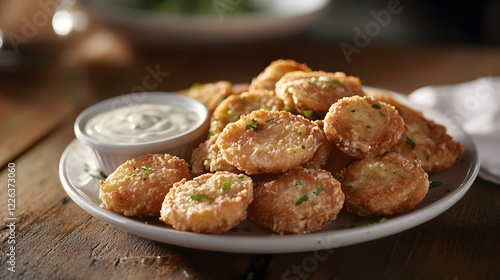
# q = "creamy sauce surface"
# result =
<box><xmin>85</xmin><ymin>104</ymin><xmax>199</xmax><ymax>144</ymax></box>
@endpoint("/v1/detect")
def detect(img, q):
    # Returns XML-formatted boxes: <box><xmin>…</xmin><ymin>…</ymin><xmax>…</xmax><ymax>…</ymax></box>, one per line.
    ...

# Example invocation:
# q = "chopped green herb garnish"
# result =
<box><xmin>84</xmin><ymin>163</ymin><xmax>107</xmax><ymax>180</ymax></box>
<box><xmin>294</xmin><ymin>181</ymin><xmax>302</xmax><ymax>186</ymax></box>
<box><xmin>226</xmin><ymin>109</ymin><xmax>233</xmax><ymax>116</ymax></box>
<box><xmin>429</xmin><ymin>181</ymin><xmax>442</xmax><ymax>188</ymax></box>
<box><xmin>372</xmin><ymin>103</ymin><xmax>382</xmax><ymax>109</ymax></box>
<box><xmin>379</xmin><ymin>217</ymin><xmax>388</xmax><ymax>223</ymax></box>
<box><xmin>222</xmin><ymin>181</ymin><xmax>231</xmax><ymax>191</ymax></box>
<box><xmin>365</xmin><ymin>125</ymin><xmax>371</xmax><ymax>129</ymax></box>
<box><xmin>265</xmin><ymin>118</ymin><xmax>275</xmax><ymax>123</ymax></box>
<box><xmin>303</xmin><ymin>110</ymin><xmax>314</xmax><ymax>118</ymax></box>
<box><xmin>301</xmin><ymin>145</ymin><xmax>306</xmax><ymax>149</ymax></box>
<box><xmin>308</xmin><ymin>76</ymin><xmax>343</xmax><ymax>88</ymax></box>
<box><xmin>99</xmin><ymin>171</ymin><xmax>107</xmax><ymax>179</ymax></box>
<box><xmin>190</xmin><ymin>82</ymin><xmax>200</xmax><ymax>89</ymax></box>
<box><xmin>245</xmin><ymin>119</ymin><xmax>260</xmax><ymax>131</ymax></box>
<box><xmin>406</xmin><ymin>137</ymin><xmax>416</xmax><ymax>149</ymax></box>
<box><xmin>141</xmin><ymin>166</ymin><xmax>154</xmax><ymax>175</ymax></box>
<box><xmin>295</xmin><ymin>195</ymin><xmax>308</xmax><ymax>206</ymax></box>
<box><xmin>238</xmin><ymin>175</ymin><xmax>246</xmax><ymax>181</ymax></box>
<box><xmin>190</xmin><ymin>194</ymin><xmax>207</xmax><ymax>201</ymax></box>
<box><xmin>351</xmin><ymin>109</ymin><xmax>356</xmax><ymax>113</ymax></box>
<box><xmin>245</xmin><ymin>271</ymin><xmax>254</xmax><ymax>280</ymax></box>
<box><xmin>282</xmin><ymin>107</ymin><xmax>297</xmax><ymax>114</ymax></box>
<box><xmin>88</xmin><ymin>171</ymin><xmax>107</xmax><ymax>180</ymax></box>
<box><xmin>318</xmin><ymin>76</ymin><xmax>335</xmax><ymax>83</ymax></box>
<box><xmin>314</xmin><ymin>186</ymin><xmax>324</xmax><ymax>196</ymax></box>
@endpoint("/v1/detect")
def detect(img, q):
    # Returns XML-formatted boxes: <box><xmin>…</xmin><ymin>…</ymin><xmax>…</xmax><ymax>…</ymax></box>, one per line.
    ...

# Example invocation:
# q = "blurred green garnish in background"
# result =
<box><xmin>140</xmin><ymin>0</ymin><xmax>259</xmax><ymax>15</ymax></box>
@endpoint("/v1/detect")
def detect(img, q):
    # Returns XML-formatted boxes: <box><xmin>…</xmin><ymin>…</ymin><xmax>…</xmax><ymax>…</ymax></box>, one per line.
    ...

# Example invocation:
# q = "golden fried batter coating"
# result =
<box><xmin>99</xmin><ymin>154</ymin><xmax>191</xmax><ymax>217</ymax></box>
<box><xmin>367</xmin><ymin>91</ymin><xmax>464</xmax><ymax>172</ymax></box>
<box><xmin>301</xmin><ymin>136</ymin><xmax>331</xmax><ymax>169</ymax></box>
<box><xmin>301</xmin><ymin>120</ymin><xmax>331</xmax><ymax>169</ymax></box>
<box><xmin>216</xmin><ymin>110</ymin><xmax>324</xmax><ymax>174</ymax></box>
<box><xmin>190</xmin><ymin>138</ymin><xmax>211</xmax><ymax>177</ymax></box>
<box><xmin>322</xmin><ymin>144</ymin><xmax>358</xmax><ymax>175</ymax></box>
<box><xmin>231</xmin><ymin>83</ymin><xmax>250</xmax><ymax>95</ymax></box>
<box><xmin>364</xmin><ymin>91</ymin><xmax>414</xmax><ymax>114</ymax></box>
<box><xmin>249</xmin><ymin>59</ymin><xmax>311</xmax><ymax>92</ymax></box>
<box><xmin>209</xmin><ymin>90</ymin><xmax>284</xmax><ymax>136</ymax></box>
<box><xmin>336</xmin><ymin>152</ymin><xmax>429</xmax><ymax>217</ymax></box>
<box><xmin>275</xmin><ymin>71</ymin><xmax>365</xmax><ymax>118</ymax></box>
<box><xmin>181</xmin><ymin>81</ymin><xmax>233</xmax><ymax>113</ymax></box>
<box><xmin>205</xmin><ymin>136</ymin><xmax>241</xmax><ymax>174</ymax></box>
<box><xmin>248</xmin><ymin>167</ymin><xmax>344</xmax><ymax>234</ymax></box>
<box><xmin>190</xmin><ymin>134</ymin><xmax>240</xmax><ymax>176</ymax></box>
<box><xmin>159</xmin><ymin>171</ymin><xmax>253</xmax><ymax>234</ymax></box>
<box><xmin>324</xmin><ymin>96</ymin><xmax>404</xmax><ymax>158</ymax></box>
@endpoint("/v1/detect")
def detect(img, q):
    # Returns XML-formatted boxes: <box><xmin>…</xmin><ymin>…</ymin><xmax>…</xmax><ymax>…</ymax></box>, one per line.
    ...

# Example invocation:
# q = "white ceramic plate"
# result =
<box><xmin>82</xmin><ymin>0</ymin><xmax>331</xmax><ymax>45</ymax></box>
<box><xmin>59</xmin><ymin>89</ymin><xmax>479</xmax><ymax>253</ymax></box>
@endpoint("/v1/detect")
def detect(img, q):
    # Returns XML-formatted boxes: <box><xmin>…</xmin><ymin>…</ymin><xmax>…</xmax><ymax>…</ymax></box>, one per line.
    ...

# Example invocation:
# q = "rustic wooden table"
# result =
<box><xmin>1</xmin><ymin>26</ymin><xmax>499</xmax><ymax>279</ymax></box>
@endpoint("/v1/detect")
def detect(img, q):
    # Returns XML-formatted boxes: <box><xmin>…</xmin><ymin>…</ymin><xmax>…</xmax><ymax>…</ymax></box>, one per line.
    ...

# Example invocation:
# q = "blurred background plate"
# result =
<box><xmin>83</xmin><ymin>0</ymin><xmax>331</xmax><ymax>45</ymax></box>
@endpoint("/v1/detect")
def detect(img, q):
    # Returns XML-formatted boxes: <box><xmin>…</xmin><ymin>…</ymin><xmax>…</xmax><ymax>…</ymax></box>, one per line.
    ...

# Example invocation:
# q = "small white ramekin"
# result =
<box><xmin>74</xmin><ymin>92</ymin><xmax>209</xmax><ymax>175</ymax></box>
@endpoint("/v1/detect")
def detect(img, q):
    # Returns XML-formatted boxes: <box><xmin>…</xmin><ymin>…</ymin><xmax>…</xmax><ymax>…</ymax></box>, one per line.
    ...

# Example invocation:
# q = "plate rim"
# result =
<box><xmin>59</xmin><ymin>89</ymin><xmax>480</xmax><ymax>253</ymax></box>
<box><xmin>81</xmin><ymin>0</ymin><xmax>331</xmax><ymax>44</ymax></box>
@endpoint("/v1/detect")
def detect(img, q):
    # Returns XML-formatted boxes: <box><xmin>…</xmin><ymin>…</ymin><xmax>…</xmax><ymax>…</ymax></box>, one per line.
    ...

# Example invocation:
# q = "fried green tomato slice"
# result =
<box><xmin>190</xmin><ymin>133</ymin><xmax>240</xmax><ymax>177</ymax></box>
<box><xmin>366</xmin><ymin>91</ymin><xmax>464</xmax><ymax>172</ymax></box>
<box><xmin>275</xmin><ymin>71</ymin><xmax>365</xmax><ymax>118</ymax></box>
<box><xmin>209</xmin><ymin>90</ymin><xmax>284</xmax><ymax>136</ymax></box>
<box><xmin>249</xmin><ymin>59</ymin><xmax>311</xmax><ymax>92</ymax></box>
<box><xmin>159</xmin><ymin>171</ymin><xmax>253</xmax><ymax>234</ymax></box>
<box><xmin>336</xmin><ymin>152</ymin><xmax>429</xmax><ymax>217</ymax></box>
<box><xmin>99</xmin><ymin>153</ymin><xmax>191</xmax><ymax>217</ymax></box>
<box><xmin>181</xmin><ymin>80</ymin><xmax>233</xmax><ymax>113</ymax></box>
<box><xmin>216</xmin><ymin>110</ymin><xmax>324</xmax><ymax>174</ymax></box>
<box><xmin>248</xmin><ymin>167</ymin><xmax>344</xmax><ymax>234</ymax></box>
<box><xmin>190</xmin><ymin>137</ymin><xmax>211</xmax><ymax>177</ymax></box>
<box><xmin>324</xmin><ymin>96</ymin><xmax>404</xmax><ymax>158</ymax></box>
<box><xmin>301</xmin><ymin>120</ymin><xmax>332</xmax><ymax>169</ymax></box>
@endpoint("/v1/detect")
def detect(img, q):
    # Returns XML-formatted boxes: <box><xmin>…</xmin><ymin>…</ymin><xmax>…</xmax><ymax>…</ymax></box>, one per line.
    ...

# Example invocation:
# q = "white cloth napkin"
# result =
<box><xmin>408</xmin><ymin>76</ymin><xmax>500</xmax><ymax>185</ymax></box>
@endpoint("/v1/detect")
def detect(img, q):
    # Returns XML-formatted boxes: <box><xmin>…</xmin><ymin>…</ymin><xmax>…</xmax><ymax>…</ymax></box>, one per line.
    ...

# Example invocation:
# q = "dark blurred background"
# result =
<box><xmin>303</xmin><ymin>0</ymin><xmax>499</xmax><ymax>44</ymax></box>
<box><xmin>1</xmin><ymin>0</ymin><xmax>498</xmax><ymax>88</ymax></box>
<box><xmin>1</xmin><ymin>0</ymin><xmax>499</xmax><ymax>48</ymax></box>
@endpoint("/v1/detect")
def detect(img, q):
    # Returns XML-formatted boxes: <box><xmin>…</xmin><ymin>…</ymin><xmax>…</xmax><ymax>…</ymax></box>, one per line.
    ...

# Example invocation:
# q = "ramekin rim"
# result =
<box><xmin>74</xmin><ymin>92</ymin><xmax>209</xmax><ymax>153</ymax></box>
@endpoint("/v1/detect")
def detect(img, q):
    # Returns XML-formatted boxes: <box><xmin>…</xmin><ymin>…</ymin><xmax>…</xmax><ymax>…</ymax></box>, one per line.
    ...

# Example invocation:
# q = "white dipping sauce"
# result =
<box><xmin>84</xmin><ymin>104</ymin><xmax>199</xmax><ymax>144</ymax></box>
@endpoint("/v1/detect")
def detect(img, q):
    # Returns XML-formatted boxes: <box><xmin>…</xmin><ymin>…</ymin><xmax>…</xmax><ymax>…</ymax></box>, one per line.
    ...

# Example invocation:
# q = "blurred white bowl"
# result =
<box><xmin>82</xmin><ymin>0</ymin><xmax>331</xmax><ymax>45</ymax></box>
<box><xmin>74</xmin><ymin>92</ymin><xmax>209</xmax><ymax>175</ymax></box>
